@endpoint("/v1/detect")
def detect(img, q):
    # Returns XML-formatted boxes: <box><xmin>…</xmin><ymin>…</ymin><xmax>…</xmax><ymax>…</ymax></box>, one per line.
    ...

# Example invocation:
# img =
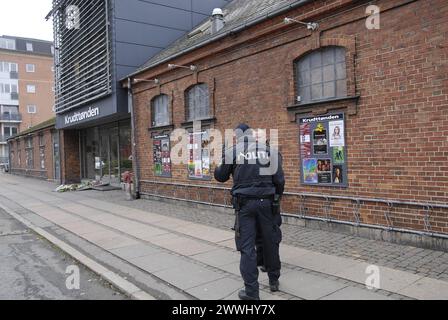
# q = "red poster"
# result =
<box><xmin>300</xmin><ymin>123</ymin><xmax>311</xmax><ymax>157</ymax></box>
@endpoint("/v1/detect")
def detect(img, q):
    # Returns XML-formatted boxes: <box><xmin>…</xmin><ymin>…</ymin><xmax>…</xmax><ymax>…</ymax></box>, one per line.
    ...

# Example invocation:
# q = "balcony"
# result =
<box><xmin>0</xmin><ymin>113</ymin><xmax>22</xmax><ymax>122</ymax></box>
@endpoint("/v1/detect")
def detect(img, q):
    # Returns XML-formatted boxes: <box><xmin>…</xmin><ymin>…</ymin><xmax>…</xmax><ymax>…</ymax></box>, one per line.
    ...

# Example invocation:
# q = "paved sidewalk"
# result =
<box><xmin>1</xmin><ymin>174</ymin><xmax>448</xmax><ymax>300</ymax></box>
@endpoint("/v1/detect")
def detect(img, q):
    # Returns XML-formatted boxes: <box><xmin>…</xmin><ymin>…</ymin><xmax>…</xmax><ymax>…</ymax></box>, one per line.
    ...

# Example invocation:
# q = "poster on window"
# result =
<box><xmin>298</xmin><ymin>113</ymin><xmax>348</xmax><ymax>187</ymax></box>
<box><xmin>153</xmin><ymin>135</ymin><xmax>171</xmax><ymax>177</ymax></box>
<box><xmin>187</xmin><ymin>131</ymin><xmax>211</xmax><ymax>179</ymax></box>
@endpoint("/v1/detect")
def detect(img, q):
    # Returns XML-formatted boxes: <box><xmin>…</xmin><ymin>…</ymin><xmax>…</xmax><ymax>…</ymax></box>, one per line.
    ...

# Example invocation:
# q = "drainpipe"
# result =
<box><xmin>128</xmin><ymin>77</ymin><xmax>140</xmax><ymax>199</ymax></box>
<box><xmin>7</xmin><ymin>140</ymin><xmax>11</xmax><ymax>173</ymax></box>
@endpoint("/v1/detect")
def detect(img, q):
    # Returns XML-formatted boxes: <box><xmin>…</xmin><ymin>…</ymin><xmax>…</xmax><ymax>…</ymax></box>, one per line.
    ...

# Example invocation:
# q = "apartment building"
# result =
<box><xmin>0</xmin><ymin>35</ymin><xmax>54</xmax><ymax>167</ymax></box>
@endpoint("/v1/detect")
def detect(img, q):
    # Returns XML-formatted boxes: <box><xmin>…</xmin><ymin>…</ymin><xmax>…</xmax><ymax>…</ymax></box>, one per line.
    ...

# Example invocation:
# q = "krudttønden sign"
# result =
<box><xmin>64</xmin><ymin>106</ymin><xmax>100</xmax><ymax>125</ymax></box>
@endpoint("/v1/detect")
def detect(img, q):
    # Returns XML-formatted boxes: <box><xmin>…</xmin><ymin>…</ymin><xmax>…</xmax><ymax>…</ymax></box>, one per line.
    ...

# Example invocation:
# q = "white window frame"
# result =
<box><xmin>186</xmin><ymin>84</ymin><xmax>210</xmax><ymax>121</ymax></box>
<box><xmin>0</xmin><ymin>83</ymin><xmax>17</xmax><ymax>94</ymax></box>
<box><xmin>0</xmin><ymin>38</ymin><xmax>16</xmax><ymax>50</ymax></box>
<box><xmin>295</xmin><ymin>46</ymin><xmax>347</xmax><ymax>103</ymax></box>
<box><xmin>0</xmin><ymin>62</ymin><xmax>17</xmax><ymax>73</ymax></box>
<box><xmin>26</xmin><ymin>42</ymin><xmax>33</xmax><ymax>51</ymax></box>
<box><xmin>27</xmin><ymin>105</ymin><xmax>37</xmax><ymax>114</ymax></box>
<box><xmin>151</xmin><ymin>94</ymin><xmax>170</xmax><ymax>127</ymax></box>
<box><xmin>26</xmin><ymin>64</ymin><xmax>35</xmax><ymax>73</ymax></box>
<box><xmin>0</xmin><ymin>61</ymin><xmax>8</xmax><ymax>72</ymax></box>
<box><xmin>26</xmin><ymin>84</ymin><xmax>36</xmax><ymax>93</ymax></box>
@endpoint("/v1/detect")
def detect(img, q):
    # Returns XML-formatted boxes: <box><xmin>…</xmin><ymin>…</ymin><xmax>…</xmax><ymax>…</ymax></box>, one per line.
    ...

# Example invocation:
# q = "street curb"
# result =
<box><xmin>0</xmin><ymin>203</ymin><xmax>156</xmax><ymax>300</ymax></box>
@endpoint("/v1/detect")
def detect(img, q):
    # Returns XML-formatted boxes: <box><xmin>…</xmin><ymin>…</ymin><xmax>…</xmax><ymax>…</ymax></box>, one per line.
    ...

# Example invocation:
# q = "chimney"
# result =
<box><xmin>211</xmin><ymin>8</ymin><xmax>225</xmax><ymax>34</ymax></box>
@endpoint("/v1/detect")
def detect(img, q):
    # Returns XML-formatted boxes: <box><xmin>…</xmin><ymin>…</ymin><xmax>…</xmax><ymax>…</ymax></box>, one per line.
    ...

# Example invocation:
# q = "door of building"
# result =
<box><xmin>99</xmin><ymin>126</ymin><xmax>120</xmax><ymax>186</ymax></box>
<box><xmin>80</xmin><ymin>121</ymin><xmax>131</xmax><ymax>186</ymax></box>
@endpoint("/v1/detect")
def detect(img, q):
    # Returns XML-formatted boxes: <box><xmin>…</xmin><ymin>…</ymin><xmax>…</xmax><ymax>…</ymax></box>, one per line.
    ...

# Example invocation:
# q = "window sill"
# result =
<box><xmin>148</xmin><ymin>124</ymin><xmax>174</xmax><ymax>132</ymax></box>
<box><xmin>287</xmin><ymin>96</ymin><xmax>360</xmax><ymax>110</ymax></box>
<box><xmin>181</xmin><ymin>117</ymin><xmax>216</xmax><ymax>128</ymax></box>
<box><xmin>286</xmin><ymin>95</ymin><xmax>360</xmax><ymax>121</ymax></box>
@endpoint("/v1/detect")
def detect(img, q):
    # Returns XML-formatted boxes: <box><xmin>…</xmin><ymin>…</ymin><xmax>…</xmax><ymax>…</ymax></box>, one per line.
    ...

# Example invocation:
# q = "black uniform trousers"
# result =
<box><xmin>256</xmin><ymin>212</ymin><xmax>282</xmax><ymax>270</ymax></box>
<box><xmin>235</xmin><ymin>197</ymin><xmax>282</xmax><ymax>297</ymax></box>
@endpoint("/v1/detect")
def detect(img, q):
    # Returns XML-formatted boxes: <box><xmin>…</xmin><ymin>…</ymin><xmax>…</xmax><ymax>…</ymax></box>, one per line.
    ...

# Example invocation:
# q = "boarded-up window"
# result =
<box><xmin>25</xmin><ymin>137</ymin><xmax>33</xmax><ymax>169</ymax></box>
<box><xmin>296</xmin><ymin>46</ymin><xmax>347</xmax><ymax>103</ymax></box>
<box><xmin>186</xmin><ymin>84</ymin><xmax>210</xmax><ymax>121</ymax></box>
<box><xmin>151</xmin><ymin>94</ymin><xmax>170</xmax><ymax>127</ymax></box>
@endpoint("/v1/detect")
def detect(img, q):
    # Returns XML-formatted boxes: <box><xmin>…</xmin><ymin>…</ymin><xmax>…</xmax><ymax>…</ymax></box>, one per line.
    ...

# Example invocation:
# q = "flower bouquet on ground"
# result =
<box><xmin>121</xmin><ymin>171</ymin><xmax>134</xmax><ymax>200</ymax></box>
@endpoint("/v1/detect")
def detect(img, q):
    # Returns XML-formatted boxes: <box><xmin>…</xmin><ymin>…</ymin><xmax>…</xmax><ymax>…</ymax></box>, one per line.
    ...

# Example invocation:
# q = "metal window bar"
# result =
<box><xmin>324</xmin><ymin>196</ymin><xmax>332</xmax><ymax>222</ymax></box>
<box><xmin>56</xmin><ymin>63</ymin><xmax>110</xmax><ymax>101</ymax></box>
<box><xmin>424</xmin><ymin>205</ymin><xmax>433</xmax><ymax>233</ymax></box>
<box><xmin>384</xmin><ymin>202</ymin><xmax>394</xmax><ymax>230</ymax></box>
<box><xmin>55</xmin><ymin>4</ymin><xmax>105</xmax><ymax>55</ymax></box>
<box><xmin>353</xmin><ymin>199</ymin><xmax>361</xmax><ymax>226</ymax></box>
<box><xmin>56</xmin><ymin>61</ymin><xmax>109</xmax><ymax>99</ymax></box>
<box><xmin>55</xmin><ymin>77</ymin><xmax>110</xmax><ymax>108</ymax></box>
<box><xmin>299</xmin><ymin>194</ymin><xmax>306</xmax><ymax>218</ymax></box>
<box><xmin>52</xmin><ymin>0</ymin><xmax>111</xmax><ymax>113</ymax></box>
<box><xmin>57</xmin><ymin>26</ymin><xmax>108</xmax><ymax>77</ymax></box>
<box><xmin>56</xmin><ymin>2</ymin><xmax>105</xmax><ymax>47</ymax></box>
<box><xmin>57</xmin><ymin>38</ymin><xmax>108</xmax><ymax>84</ymax></box>
<box><xmin>54</xmin><ymin>85</ymin><xmax>111</xmax><ymax>114</ymax></box>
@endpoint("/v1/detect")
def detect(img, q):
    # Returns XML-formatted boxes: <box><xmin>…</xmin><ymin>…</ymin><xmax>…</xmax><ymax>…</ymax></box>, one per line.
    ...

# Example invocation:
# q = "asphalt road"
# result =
<box><xmin>0</xmin><ymin>208</ymin><xmax>127</xmax><ymax>300</ymax></box>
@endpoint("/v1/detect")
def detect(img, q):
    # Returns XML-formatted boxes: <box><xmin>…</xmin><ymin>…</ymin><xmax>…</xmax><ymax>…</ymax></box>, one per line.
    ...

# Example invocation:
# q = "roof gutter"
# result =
<box><xmin>7</xmin><ymin>122</ymin><xmax>56</xmax><ymax>141</ymax></box>
<box><xmin>121</xmin><ymin>0</ymin><xmax>313</xmax><ymax>83</ymax></box>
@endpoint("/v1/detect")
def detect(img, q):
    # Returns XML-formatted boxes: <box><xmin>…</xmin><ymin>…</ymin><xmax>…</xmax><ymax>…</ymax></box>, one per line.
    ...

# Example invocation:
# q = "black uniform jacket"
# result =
<box><xmin>214</xmin><ymin>140</ymin><xmax>285</xmax><ymax>198</ymax></box>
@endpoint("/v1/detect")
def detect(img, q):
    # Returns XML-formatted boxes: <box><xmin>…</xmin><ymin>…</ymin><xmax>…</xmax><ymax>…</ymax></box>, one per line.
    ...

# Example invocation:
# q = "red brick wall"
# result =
<box><xmin>131</xmin><ymin>0</ymin><xmax>448</xmax><ymax>234</ymax></box>
<box><xmin>60</xmin><ymin>130</ymin><xmax>80</xmax><ymax>184</ymax></box>
<box><xmin>8</xmin><ymin>127</ymin><xmax>55</xmax><ymax>181</ymax></box>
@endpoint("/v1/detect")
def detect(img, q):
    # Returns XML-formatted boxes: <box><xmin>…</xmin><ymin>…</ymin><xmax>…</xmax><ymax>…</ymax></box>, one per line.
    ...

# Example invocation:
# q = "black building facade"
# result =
<box><xmin>49</xmin><ymin>0</ymin><xmax>230</xmax><ymax>184</ymax></box>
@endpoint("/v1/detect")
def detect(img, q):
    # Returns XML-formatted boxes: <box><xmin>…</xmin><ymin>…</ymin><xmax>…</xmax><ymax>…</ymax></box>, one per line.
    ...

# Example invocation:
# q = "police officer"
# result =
<box><xmin>214</xmin><ymin>124</ymin><xmax>285</xmax><ymax>300</ymax></box>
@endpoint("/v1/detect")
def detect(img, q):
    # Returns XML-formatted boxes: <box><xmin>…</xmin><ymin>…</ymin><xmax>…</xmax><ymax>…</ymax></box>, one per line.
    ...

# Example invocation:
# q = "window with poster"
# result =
<box><xmin>187</xmin><ymin>129</ymin><xmax>211</xmax><ymax>180</ymax></box>
<box><xmin>298</xmin><ymin>113</ymin><xmax>348</xmax><ymax>187</ymax></box>
<box><xmin>184</xmin><ymin>83</ymin><xmax>212</xmax><ymax>180</ymax></box>
<box><xmin>153</xmin><ymin>134</ymin><xmax>171</xmax><ymax>177</ymax></box>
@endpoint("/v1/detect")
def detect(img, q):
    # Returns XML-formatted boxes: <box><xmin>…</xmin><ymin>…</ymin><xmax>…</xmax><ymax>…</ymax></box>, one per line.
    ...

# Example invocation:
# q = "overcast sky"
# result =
<box><xmin>0</xmin><ymin>0</ymin><xmax>53</xmax><ymax>41</ymax></box>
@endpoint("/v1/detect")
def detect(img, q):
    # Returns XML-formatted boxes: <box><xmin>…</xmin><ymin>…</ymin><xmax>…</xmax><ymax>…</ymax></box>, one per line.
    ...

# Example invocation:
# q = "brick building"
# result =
<box><xmin>0</xmin><ymin>36</ymin><xmax>55</xmax><ymax>168</ymax></box>
<box><xmin>7</xmin><ymin>118</ymin><xmax>60</xmax><ymax>181</ymax></box>
<box><xmin>124</xmin><ymin>0</ymin><xmax>448</xmax><ymax>244</ymax></box>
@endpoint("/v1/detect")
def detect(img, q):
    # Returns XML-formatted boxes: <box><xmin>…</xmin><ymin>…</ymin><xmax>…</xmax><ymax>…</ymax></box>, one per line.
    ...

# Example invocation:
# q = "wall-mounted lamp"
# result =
<box><xmin>284</xmin><ymin>17</ymin><xmax>319</xmax><ymax>31</ymax></box>
<box><xmin>133</xmin><ymin>78</ymin><xmax>160</xmax><ymax>84</ymax></box>
<box><xmin>168</xmin><ymin>63</ymin><xmax>197</xmax><ymax>71</ymax></box>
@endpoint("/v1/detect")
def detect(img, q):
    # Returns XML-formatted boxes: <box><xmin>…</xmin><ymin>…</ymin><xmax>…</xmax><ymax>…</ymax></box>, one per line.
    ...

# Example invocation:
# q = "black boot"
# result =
<box><xmin>269</xmin><ymin>280</ymin><xmax>279</xmax><ymax>292</ymax></box>
<box><xmin>238</xmin><ymin>290</ymin><xmax>260</xmax><ymax>300</ymax></box>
